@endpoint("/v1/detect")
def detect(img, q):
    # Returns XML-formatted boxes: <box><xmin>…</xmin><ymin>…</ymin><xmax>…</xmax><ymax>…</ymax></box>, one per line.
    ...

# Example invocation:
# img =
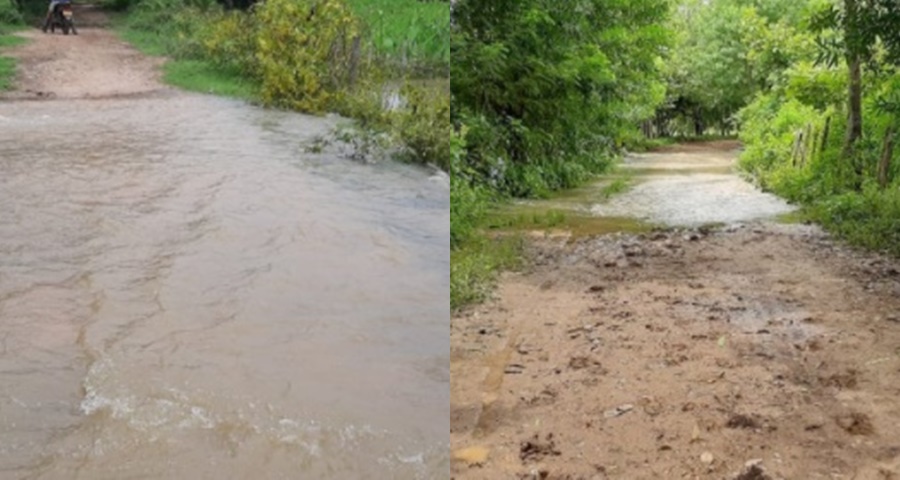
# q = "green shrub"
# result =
<box><xmin>392</xmin><ymin>81</ymin><xmax>450</xmax><ymax>169</ymax></box>
<box><xmin>123</xmin><ymin>0</ymin><xmax>216</xmax><ymax>59</ymax></box>
<box><xmin>450</xmin><ymin>235</ymin><xmax>523</xmax><ymax>311</ymax></box>
<box><xmin>811</xmin><ymin>185</ymin><xmax>900</xmax><ymax>256</ymax></box>
<box><xmin>253</xmin><ymin>0</ymin><xmax>362</xmax><ymax>113</ymax></box>
<box><xmin>0</xmin><ymin>56</ymin><xmax>15</xmax><ymax>90</ymax></box>
<box><xmin>450</xmin><ymin>127</ymin><xmax>487</xmax><ymax>247</ymax></box>
<box><xmin>0</xmin><ymin>0</ymin><xmax>23</xmax><ymax>25</ymax></box>
<box><xmin>201</xmin><ymin>9</ymin><xmax>256</xmax><ymax>74</ymax></box>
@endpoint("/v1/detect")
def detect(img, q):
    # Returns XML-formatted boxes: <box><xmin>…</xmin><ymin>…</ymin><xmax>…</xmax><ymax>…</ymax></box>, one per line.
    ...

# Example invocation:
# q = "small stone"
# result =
<box><xmin>603</xmin><ymin>404</ymin><xmax>634</xmax><ymax>418</ymax></box>
<box><xmin>700</xmin><ymin>451</ymin><xmax>714</xmax><ymax>464</ymax></box>
<box><xmin>452</xmin><ymin>446</ymin><xmax>489</xmax><ymax>465</ymax></box>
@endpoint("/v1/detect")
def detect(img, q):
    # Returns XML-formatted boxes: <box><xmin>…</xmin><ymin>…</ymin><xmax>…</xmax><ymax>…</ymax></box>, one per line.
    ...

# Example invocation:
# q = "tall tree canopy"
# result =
<box><xmin>451</xmin><ymin>0</ymin><xmax>670</xmax><ymax>195</ymax></box>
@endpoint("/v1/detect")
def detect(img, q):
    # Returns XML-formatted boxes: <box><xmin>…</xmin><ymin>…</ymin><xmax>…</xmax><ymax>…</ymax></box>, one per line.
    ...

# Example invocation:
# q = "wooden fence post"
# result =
<box><xmin>819</xmin><ymin>115</ymin><xmax>831</xmax><ymax>157</ymax></box>
<box><xmin>800</xmin><ymin>123</ymin><xmax>813</xmax><ymax>167</ymax></box>
<box><xmin>878</xmin><ymin>125</ymin><xmax>896</xmax><ymax>189</ymax></box>
<box><xmin>791</xmin><ymin>129</ymin><xmax>803</xmax><ymax>166</ymax></box>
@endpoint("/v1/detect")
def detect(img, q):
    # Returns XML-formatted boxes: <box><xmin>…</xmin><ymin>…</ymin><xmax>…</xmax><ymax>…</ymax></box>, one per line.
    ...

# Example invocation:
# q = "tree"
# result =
<box><xmin>811</xmin><ymin>0</ymin><xmax>900</xmax><ymax>155</ymax></box>
<box><xmin>658</xmin><ymin>0</ymin><xmax>811</xmax><ymax>137</ymax></box>
<box><xmin>451</xmin><ymin>0</ymin><xmax>670</xmax><ymax>194</ymax></box>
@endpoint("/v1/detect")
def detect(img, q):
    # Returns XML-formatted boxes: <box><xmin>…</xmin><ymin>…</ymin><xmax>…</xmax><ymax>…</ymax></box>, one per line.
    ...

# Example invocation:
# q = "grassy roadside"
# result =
<box><xmin>113</xmin><ymin>16</ymin><xmax>257</xmax><ymax>101</ymax></box>
<box><xmin>110</xmin><ymin>0</ymin><xmax>449</xmax><ymax>170</ymax></box>
<box><xmin>450</xmin><ymin>234</ymin><xmax>524</xmax><ymax>310</ymax></box>
<box><xmin>449</xmin><ymin>162</ymin><xmax>641</xmax><ymax>311</ymax></box>
<box><xmin>343</xmin><ymin>0</ymin><xmax>448</xmax><ymax>76</ymax></box>
<box><xmin>0</xmin><ymin>21</ymin><xmax>26</xmax><ymax>90</ymax></box>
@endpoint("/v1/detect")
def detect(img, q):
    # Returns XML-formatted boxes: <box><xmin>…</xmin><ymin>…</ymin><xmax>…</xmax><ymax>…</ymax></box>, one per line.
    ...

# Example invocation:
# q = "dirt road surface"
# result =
<box><xmin>452</xmin><ymin>215</ymin><xmax>900</xmax><ymax>477</ymax></box>
<box><xmin>1</xmin><ymin>5</ymin><xmax>164</xmax><ymax>100</ymax></box>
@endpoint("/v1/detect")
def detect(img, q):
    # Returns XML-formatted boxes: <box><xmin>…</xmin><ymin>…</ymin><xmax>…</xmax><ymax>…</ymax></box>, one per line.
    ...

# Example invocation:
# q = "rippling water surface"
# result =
<box><xmin>0</xmin><ymin>91</ymin><xmax>449</xmax><ymax>479</ymax></box>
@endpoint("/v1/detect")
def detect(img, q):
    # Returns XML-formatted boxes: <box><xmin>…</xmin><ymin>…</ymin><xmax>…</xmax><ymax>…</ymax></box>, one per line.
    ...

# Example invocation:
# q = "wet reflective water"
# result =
<box><xmin>0</xmin><ymin>91</ymin><xmax>449</xmax><ymax>479</ymax></box>
<box><xmin>510</xmin><ymin>144</ymin><xmax>794</xmax><ymax>230</ymax></box>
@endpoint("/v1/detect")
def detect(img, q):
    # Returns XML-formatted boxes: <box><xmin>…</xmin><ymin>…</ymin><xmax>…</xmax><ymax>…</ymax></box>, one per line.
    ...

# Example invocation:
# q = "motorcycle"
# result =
<box><xmin>45</xmin><ymin>2</ymin><xmax>77</xmax><ymax>35</ymax></box>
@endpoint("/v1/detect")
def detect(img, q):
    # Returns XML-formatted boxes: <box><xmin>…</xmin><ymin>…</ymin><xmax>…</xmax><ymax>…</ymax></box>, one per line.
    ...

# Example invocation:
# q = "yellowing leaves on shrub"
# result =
<box><xmin>202</xmin><ymin>11</ymin><xmax>256</xmax><ymax>73</ymax></box>
<box><xmin>253</xmin><ymin>0</ymin><xmax>363</xmax><ymax>113</ymax></box>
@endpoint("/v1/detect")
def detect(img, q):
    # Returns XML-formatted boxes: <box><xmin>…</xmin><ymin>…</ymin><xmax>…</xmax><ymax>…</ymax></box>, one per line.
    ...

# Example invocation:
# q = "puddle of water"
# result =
<box><xmin>499</xmin><ymin>145</ymin><xmax>795</xmax><ymax>233</ymax></box>
<box><xmin>0</xmin><ymin>92</ymin><xmax>448</xmax><ymax>479</ymax></box>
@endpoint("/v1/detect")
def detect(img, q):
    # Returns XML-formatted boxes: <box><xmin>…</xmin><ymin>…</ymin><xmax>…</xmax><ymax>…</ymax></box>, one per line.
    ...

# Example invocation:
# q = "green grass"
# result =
<box><xmin>600</xmin><ymin>177</ymin><xmax>631</xmax><ymax>199</ymax></box>
<box><xmin>0</xmin><ymin>32</ymin><xmax>25</xmax><ymax>47</ymax></box>
<box><xmin>118</xmin><ymin>25</ymin><xmax>169</xmax><ymax>56</ymax></box>
<box><xmin>345</xmin><ymin>0</ymin><xmax>449</xmax><ymax>75</ymax></box>
<box><xmin>115</xmin><ymin>17</ymin><xmax>257</xmax><ymax>101</ymax></box>
<box><xmin>163</xmin><ymin>60</ymin><xmax>256</xmax><ymax>101</ymax></box>
<box><xmin>0</xmin><ymin>56</ymin><xmax>15</xmax><ymax>90</ymax></box>
<box><xmin>0</xmin><ymin>24</ymin><xmax>26</xmax><ymax>91</ymax></box>
<box><xmin>451</xmin><ymin>235</ymin><xmax>524</xmax><ymax>311</ymax></box>
<box><xmin>484</xmin><ymin>210</ymin><xmax>568</xmax><ymax>231</ymax></box>
<box><xmin>807</xmin><ymin>187</ymin><xmax>900</xmax><ymax>257</ymax></box>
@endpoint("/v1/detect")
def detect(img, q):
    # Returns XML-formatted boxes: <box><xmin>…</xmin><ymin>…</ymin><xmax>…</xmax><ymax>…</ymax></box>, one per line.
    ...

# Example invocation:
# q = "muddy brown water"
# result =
<box><xmin>508</xmin><ymin>144</ymin><xmax>795</xmax><ymax>231</ymax></box>
<box><xmin>0</xmin><ymin>91</ymin><xmax>448</xmax><ymax>479</ymax></box>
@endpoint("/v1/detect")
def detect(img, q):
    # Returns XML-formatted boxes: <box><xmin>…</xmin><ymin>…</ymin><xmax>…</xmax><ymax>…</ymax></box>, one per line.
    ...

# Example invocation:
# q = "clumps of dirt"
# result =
<box><xmin>836</xmin><ymin>412</ymin><xmax>875</xmax><ymax>436</ymax></box>
<box><xmin>568</xmin><ymin>356</ymin><xmax>602</xmax><ymax>370</ymax></box>
<box><xmin>820</xmin><ymin>369</ymin><xmax>859</xmax><ymax>389</ymax></box>
<box><xmin>730</xmin><ymin>462</ymin><xmax>773</xmax><ymax>480</ymax></box>
<box><xmin>726</xmin><ymin>413</ymin><xmax>762</xmax><ymax>430</ymax></box>
<box><xmin>516</xmin><ymin>471</ymin><xmax>586</xmax><ymax>480</ymax></box>
<box><xmin>452</xmin><ymin>223</ymin><xmax>900</xmax><ymax>479</ymax></box>
<box><xmin>520</xmin><ymin>433</ymin><xmax>562</xmax><ymax>463</ymax></box>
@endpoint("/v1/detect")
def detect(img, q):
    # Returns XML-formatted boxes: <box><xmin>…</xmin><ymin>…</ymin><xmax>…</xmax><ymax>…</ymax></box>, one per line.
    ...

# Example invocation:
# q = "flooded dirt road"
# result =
<box><xmin>1</xmin><ymin>15</ymin><xmax>448</xmax><ymax>480</ymax></box>
<box><xmin>506</xmin><ymin>141</ymin><xmax>794</xmax><ymax>231</ymax></box>
<box><xmin>452</xmin><ymin>143</ymin><xmax>900</xmax><ymax>479</ymax></box>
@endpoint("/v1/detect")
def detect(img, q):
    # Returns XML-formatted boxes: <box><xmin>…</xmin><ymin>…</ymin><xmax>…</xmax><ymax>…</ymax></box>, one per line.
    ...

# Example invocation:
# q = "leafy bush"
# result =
<box><xmin>812</xmin><ymin>185</ymin><xmax>900</xmax><ymax>256</ymax></box>
<box><xmin>253</xmin><ymin>0</ymin><xmax>362</xmax><ymax>113</ymax></box>
<box><xmin>124</xmin><ymin>0</ymin><xmax>216</xmax><ymax>58</ymax></box>
<box><xmin>391</xmin><ymin>82</ymin><xmax>450</xmax><ymax>169</ymax></box>
<box><xmin>201</xmin><ymin>10</ymin><xmax>256</xmax><ymax>74</ymax></box>
<box><xmin>738</xmin><ymin>50</ymin><xmax>900</xmax><ymax>256</ymax></box>
<box><xmin>0</xmin><ymin>0</ymin><xmax>23</xmax><ymax>25</ymax></box>
<box><xmin>450</xmin><ymin>235</ymin><xmax>522</xmax><ymax>311</ymax></box>
<box><xmin>452</xmin><ymin>0</ymin><xmax>669</xmax><ymax>198</ymax></box>
<box><xmin>449</xmin><ymin>127</ymin><xmax>485</xmax><ymax>247</ymax></box>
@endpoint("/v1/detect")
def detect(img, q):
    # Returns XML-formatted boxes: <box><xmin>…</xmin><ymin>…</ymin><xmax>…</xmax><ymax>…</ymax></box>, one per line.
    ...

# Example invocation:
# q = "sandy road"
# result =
<box><xmin>1</xmin><ymin>4</ymin><xmax>164</xmax><ymax>100</ymax></box>
<box><xmin>452</xmin><ymin>154</ymin><xmax>900</xmax><ymax>479</ymax></box>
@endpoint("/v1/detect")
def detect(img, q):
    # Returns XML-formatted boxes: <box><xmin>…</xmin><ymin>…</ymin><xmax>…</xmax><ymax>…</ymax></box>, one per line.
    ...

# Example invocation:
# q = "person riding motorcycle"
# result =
<box><xmin>42</xmin><ymin>0</ymin><xmax>72</xmax><ymax>33</ymax></box>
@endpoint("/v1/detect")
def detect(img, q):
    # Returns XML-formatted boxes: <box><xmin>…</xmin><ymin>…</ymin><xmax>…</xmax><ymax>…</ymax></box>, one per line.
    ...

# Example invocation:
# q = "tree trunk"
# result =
<box><xmin>844</xmin><ymin>57</ymin><xmax>863</xmax><ymax>155</ymax></box>
<box><xmin>843</xmin><ymin>0</ymin><xmax>863</xmax><ymax>156</ymax></box>
<box><xmin>878</xmin><ymin>125</ymin><xmax>895</xmax><ymax>189</ymax></box>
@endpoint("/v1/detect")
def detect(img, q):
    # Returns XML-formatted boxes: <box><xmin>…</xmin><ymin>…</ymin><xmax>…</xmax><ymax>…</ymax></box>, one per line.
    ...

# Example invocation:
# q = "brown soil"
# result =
<box><xmin>652</xmin><ymin>140</ymin><xmax>742</xmax><ymax>153</ymax></box>
<box><xmin>451</xmin><ymin>223</ymin><xmax>900</xmax><ymax>480</ymax></box>
<box><xmin>0</xmin><ymin>4</ymin><xmax>165</xmax><ymax>100</ymax></box>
